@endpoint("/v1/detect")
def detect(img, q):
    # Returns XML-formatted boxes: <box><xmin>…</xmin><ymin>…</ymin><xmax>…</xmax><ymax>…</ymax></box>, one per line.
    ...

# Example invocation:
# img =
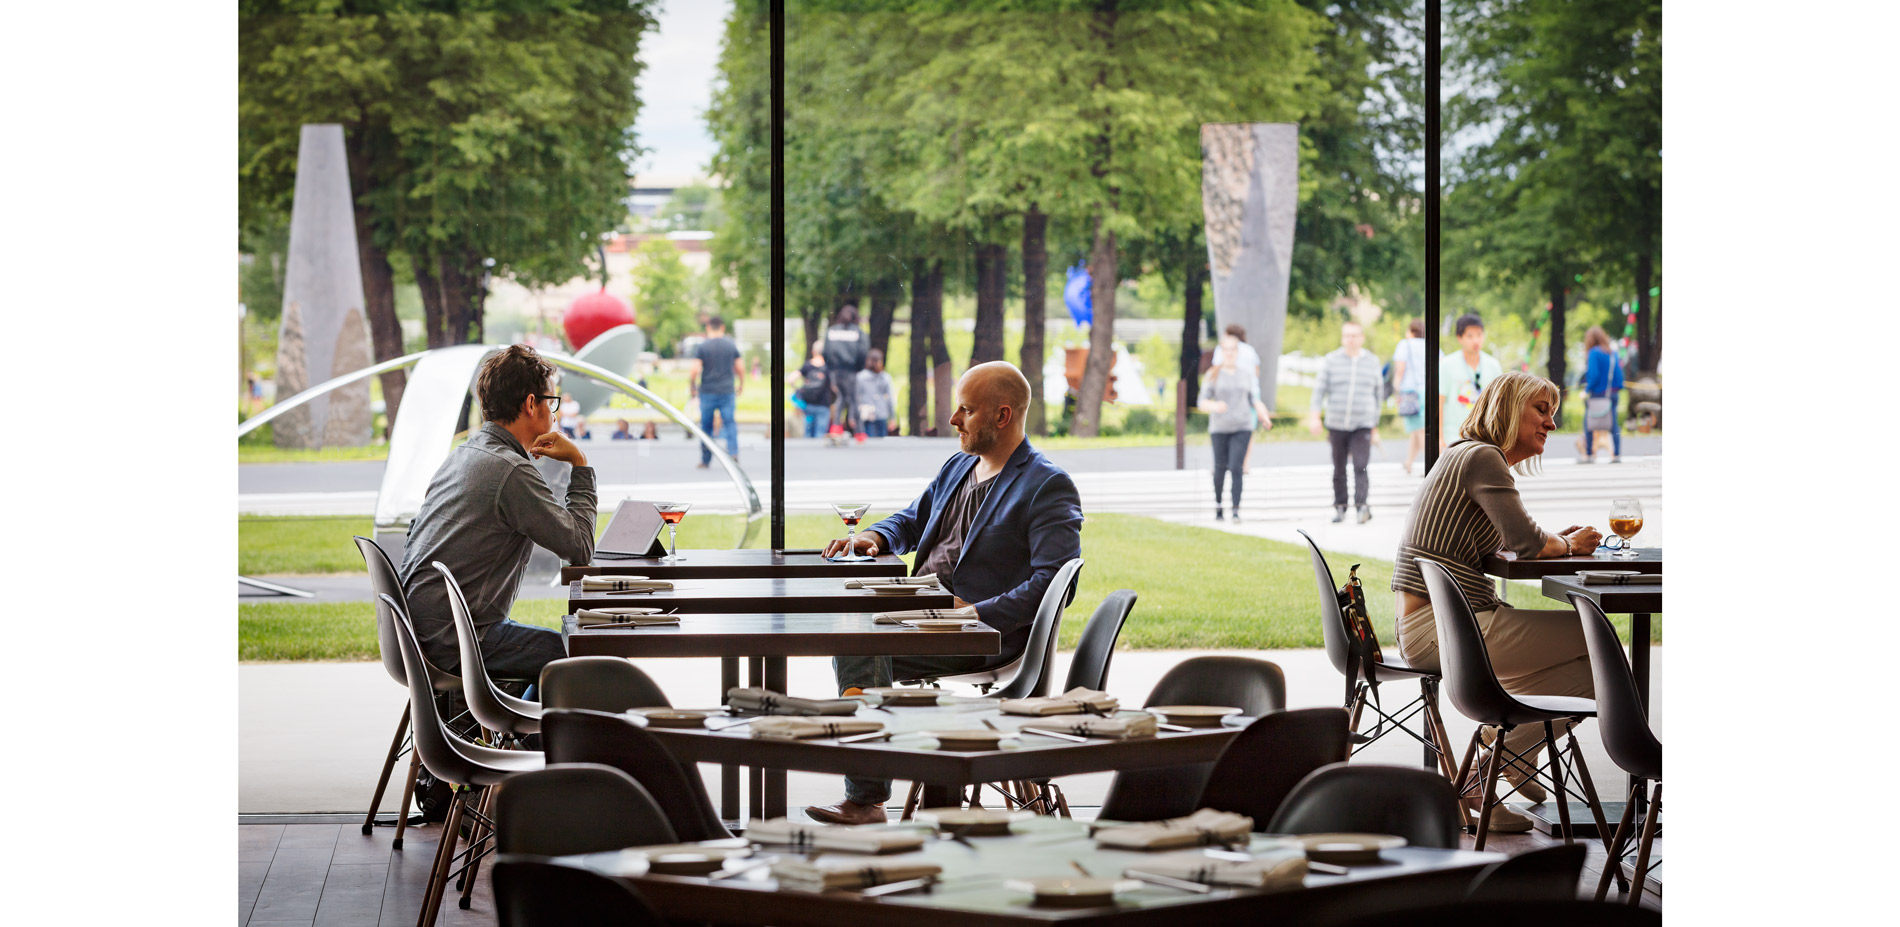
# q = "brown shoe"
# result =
<box><xmin>804</xmin><ymin>800</ymin><xmax>886</xmax><ymax>826</ymax></box>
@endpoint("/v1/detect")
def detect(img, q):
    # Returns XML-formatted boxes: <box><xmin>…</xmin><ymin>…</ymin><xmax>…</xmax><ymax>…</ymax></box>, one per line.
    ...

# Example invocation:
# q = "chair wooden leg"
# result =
<box><xmin>364</xmin><ymin>704</ymin><xmax>412</xmax><ymax>835</ymax></box>
<box><xmin>417</xmin><ymin>787</ymin><xmax>467</xmax><ymax>927</ymax></box>
<box><xmin>1346</xmin><ymin>683</ymin><xmax>1367</xmax><ymax>733</ymax></box>
<box><xmin>1422</xmin><ymin>681</ymin><xmax>1459</xmax><ymax>781</ymax></box>
<box><xmin>456</xmin><ymin>786</ymin><xmax>494</xmax><ymax>909</ymax></box>
<box><xmin>1627</xmin><ymin>781</ymin><xmax>1661</xmax><ymax>906</ymax></box>
<box><xmin>1453</xmin><ymin>727</ymin><xmax>1483</xmax><ymax>796</ymax></box>
<box><xmin>1473</xmin><ymin>732</ymin><xmax>1506</xmax><ymax>850</ymax></box>
<box><xmin>1562</xmin><ymin>726</ymin><xmax>1628</xmax><ymax>892</ymax></box>
<box><xmin>900</xmin><ymin>781</ymin><xmax>922</xmax><ymax>821</ymax></box>
<box><xmin>1544</xmin><ymin>722</ymin><xmax>1573</xmax><ymax>843</ymax></box>
<box><xmin>394</xmin><ymin>751</ymin><xmax>421</xmax><ymax>851</ymax></box>
<box><xmin>1596</xmin><ymin>789</ymin><xmax>1640</xmax><ymax>901</ymax></box>
<box><xmin>1053</xmin><ymin>784</ymin><xmax>1072</xmax><ymax>819</ymax></box>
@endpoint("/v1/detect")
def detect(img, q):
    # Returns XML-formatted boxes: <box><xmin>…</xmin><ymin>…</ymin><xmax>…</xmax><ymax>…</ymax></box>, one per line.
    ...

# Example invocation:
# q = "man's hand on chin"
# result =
<box><xmin>529</xmin><ymin>431</ymin><xmax>587</xmax><ymax>467</ymax></box>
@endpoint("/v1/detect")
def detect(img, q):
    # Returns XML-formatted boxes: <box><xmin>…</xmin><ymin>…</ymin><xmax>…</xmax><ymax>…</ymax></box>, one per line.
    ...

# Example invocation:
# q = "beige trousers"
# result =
<box><xmin>1397</xmin><ymin>601</ymin><xmax>1595</xmax><ymax>761</ymax></box>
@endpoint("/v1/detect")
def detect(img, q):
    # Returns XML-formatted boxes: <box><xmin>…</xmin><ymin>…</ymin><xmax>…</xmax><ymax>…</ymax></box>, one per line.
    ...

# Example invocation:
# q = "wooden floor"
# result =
<box><xmin>238</xmin><ymin>816</ymin><xmax>1661</xmax><ymax>926</ymax></box>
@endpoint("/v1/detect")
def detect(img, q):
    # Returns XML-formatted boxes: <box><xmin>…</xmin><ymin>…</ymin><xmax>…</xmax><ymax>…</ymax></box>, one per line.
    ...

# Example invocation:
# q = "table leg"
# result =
<box><xmin>749</xmin><ymin>657</ymin><xmax>765</xmax><ymax>821</ymax></box>
<box><xmin>1629</xmin><ymin>613</ymin><xmax>1652</xmax><ymax>819</ymax></box>
<box><xmin>763</xmin><ymin>657</ymin><xmax>788</xmax><ymax>818</ymax></box>
<box><xmin>721</xmin><ymin>657</ymin><xmax>739</xmax><ymax>823</ymax></box>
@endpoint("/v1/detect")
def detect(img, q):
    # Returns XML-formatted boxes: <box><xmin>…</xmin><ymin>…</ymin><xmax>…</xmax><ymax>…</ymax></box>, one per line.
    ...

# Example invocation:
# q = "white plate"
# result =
<box><xmin>1576</xmin><ymin>570</ymin><xmax>1640</xmax><ymax>580</ymax></box>
<box><xmin>865</xmin><ymin>686</ymin><xmax>947</xmax><ymax>706</ymax></box>
<box><xmin>1007</xmin><ymin>876</ymin><xmax>1140</xmax><ymax>907</ymax></box>
<box><xmin>904</xmin><ymin>619</ymin><xmax>976</xmax><ymax>632</ymax></box>
<box><xmin>931</xmin><ymin>729</ymin><xmax>1007</xmax><ymax>750</ymax></box>
<box><xmin>636</xmin><ymin>709</ymin><xmax>710</xmax><ymax>728</ymax></box>
<box><xmin>915</xmin><ymin>807</ymin><xmax>1022</xmax><ymax>835</ymax></box>
<box><xmin>639</xmin><ymin>845</ymin><xmax>751</xmax><ymax>875</ymax></box>
<box><xmin>868</xmin><ymin>584</ymin><xmax>924</xmax><ymax>596</ymax></box>
<box><xmin>1146</xmin><ymin>705</ymin><xmax>1244</xmax><ymax>727</ymax></box>
<box><xmin>1295</xmin><ymin>833</ymin><xmax>1407</xmax><ymax>864</ymax></box>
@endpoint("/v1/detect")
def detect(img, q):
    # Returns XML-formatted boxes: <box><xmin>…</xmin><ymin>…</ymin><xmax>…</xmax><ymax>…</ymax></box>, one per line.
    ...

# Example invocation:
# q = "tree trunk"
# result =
<box><xmin>414</xmin><ymin>250</ymin><xmax>486</xmax><ymax>347</ymax></box>
<box><xmin>868</xmin><ymin>278</ymin><xmax>899</xmax><ymax>359</ymax></box>
<box><xmin>801</xmin><ymin>308</ymin><xmax>824</xmax><ymax>364</ymax></box>
<box><xmin>1181</xmin><ymin>242</ymin><xmax>1205</xmax><ymax>410</ymax></box>
<box><xmin>1634</xmin><ymin>252</ymin><xmax>1655</xmax><ymax>376</ymax></box>
<box><xmin>919</xmin><ymin>263</ymin><xmax>953</xmax><ymax>436</ymax></box>
<box><xmin>907</xmin><ymin>260</ymin><xmax>936</xmax><ymax>437</ymax></box>
<box><xmin>971</xmin><ymin>241</ymin><xmax>1007</xmax><ymax>365</ymax></box>
<box><xmin>413</xmin><ymin>258</ymin><xmax>449</xmax><ymax>349</ymax></box>
<box><xmin>1546</xmin><ymin>273</ymin><xmax>1567</xmax><ymax>429</ymax></box>
<box><xmin>345</xmin><ymin>132</ymin><xmax>405</xmax><ymax>438</ymax></box>
<box><xmin>1020</xmin><ymin>208</ymin><xmax>1048</xmax><ymax>436</ymax></box>
<box><xmin>1072</xmin><ymin>223</ymin><xmax>1117</xmax><ymax>437</ymax></box>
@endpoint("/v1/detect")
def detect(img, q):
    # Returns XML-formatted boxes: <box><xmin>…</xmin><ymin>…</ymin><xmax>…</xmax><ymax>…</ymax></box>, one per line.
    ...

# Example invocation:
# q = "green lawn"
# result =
<box><xmin>237</xmin><ymin>512</ymin><xmax>1658</xmax><ymax>662</ymax></box>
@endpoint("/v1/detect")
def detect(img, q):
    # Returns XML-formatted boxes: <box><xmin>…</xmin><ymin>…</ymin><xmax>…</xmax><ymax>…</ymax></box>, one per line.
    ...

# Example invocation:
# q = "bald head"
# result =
<box><xmin>953</xmin><ymin>361</ymin><xmax>1032</xmax><ymax>456</ymax></box>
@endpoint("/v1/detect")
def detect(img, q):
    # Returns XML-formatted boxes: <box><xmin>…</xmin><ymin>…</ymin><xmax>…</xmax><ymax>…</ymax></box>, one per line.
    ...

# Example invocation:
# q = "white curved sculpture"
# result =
<box><xmin>564</xmin><ymin>324</ymin><xmax>647</xmax><ymax>418</ymax></box>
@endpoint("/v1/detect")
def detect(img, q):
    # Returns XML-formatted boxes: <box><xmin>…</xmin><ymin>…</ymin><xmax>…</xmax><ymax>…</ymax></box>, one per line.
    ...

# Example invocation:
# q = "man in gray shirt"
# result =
<box><xmin>399</xmin><ymin>344</ymin><xmax>597</xmax><ymax>683</ymax></box>
<box><xmin>1307</xmin><ymin>320</ymin><xmax>1385</xmax><ymax>524</ymax></box>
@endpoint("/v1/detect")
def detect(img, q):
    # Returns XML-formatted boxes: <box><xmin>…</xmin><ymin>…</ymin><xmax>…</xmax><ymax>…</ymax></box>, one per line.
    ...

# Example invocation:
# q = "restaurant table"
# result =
<box><xmin>568</xmin><ymin>576</ymin><xmax>958</xmax><ymax>615</ymax></box>
<box><xmin>561</xmin><ymin>550</ymin><xmax>909</xmax><ymax>583</ymax></box>
<box><xmin>640</xmin><ymin>700</ymin><xmax>1243</xmax><ymax>821</ymax></box>
<box><xmin>562</xmin><ymin>610</ymin><xmax>998</xmax><ymax>822</ymax></box>
<box><xmin>563</xmin><ymin>820</ymin><xmax>1503</xmax><ymax>927</ymax></box>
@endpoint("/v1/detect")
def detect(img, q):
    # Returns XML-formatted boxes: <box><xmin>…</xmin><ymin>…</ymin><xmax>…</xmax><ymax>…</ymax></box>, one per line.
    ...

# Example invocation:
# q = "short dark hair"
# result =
<box><xmin>835</xmin><ymin>303</ymin><xmax>860</xmax><ymax>326</ymax></box>
<box><xmin>1408</xmin><ymin>318</ymin><xmax>1425</xmax><ymax>337</ymax></box>
<box><xmin>1224</xmin><ymin>323</ymin><xmax>1247</xmax><ymax>341</ymax></box>
<box><xmin>705</xmin><ymin>314</ymin><xmax>726</xmax><ymax>331</ymax></box>
<box><xmin>1454</xmin><ymin>313</ymin><xmax>1485</xmax><ymax>337</ymax></box>
<box><xmin>477</xmin><ymin>344</ymin><xmax>555</xmax><ymax>424</ymax></box>
<box><xmin>867</xmin><ymin>348</ymin><xmax>884</xmax><ymax>365</ymax></box>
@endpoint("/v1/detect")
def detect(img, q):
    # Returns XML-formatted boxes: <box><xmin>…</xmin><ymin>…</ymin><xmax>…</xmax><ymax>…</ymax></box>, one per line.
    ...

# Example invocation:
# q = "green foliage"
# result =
<box><xmin>630</xmin><ymin>239</ymin><xmax>706</xmax><ymax>357</ymax></box>
<box><xmin>238</xmin><ymin>215</ymin><xmax>289</xmax><ymax>324</ymax></box>
<box><xmin>649</xmin><ymin>183</ymin><xmax>726</xmax><ymax>233</ymax></box>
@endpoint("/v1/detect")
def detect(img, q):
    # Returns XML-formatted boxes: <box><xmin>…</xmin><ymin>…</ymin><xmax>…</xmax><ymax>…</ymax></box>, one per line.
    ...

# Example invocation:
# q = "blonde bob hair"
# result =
<box><xmin>1459</xmin><ymin>369</ymin><xmax>1561</xmax><ymax>474</ymax></box>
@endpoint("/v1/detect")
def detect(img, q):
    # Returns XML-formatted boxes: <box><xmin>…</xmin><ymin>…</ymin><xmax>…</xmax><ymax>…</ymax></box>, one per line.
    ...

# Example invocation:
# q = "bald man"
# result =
<box><xmin>809</xmin><ymin>361</ymin><xmax>1084</xmax><ymax>824</ymax></box>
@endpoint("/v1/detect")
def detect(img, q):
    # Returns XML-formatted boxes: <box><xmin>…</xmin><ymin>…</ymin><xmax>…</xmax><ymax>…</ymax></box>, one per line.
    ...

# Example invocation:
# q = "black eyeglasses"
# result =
<box><xmin>537</xmin><ymin>394</ymin><xmax>562</xmax><ymax>412</ymax></box>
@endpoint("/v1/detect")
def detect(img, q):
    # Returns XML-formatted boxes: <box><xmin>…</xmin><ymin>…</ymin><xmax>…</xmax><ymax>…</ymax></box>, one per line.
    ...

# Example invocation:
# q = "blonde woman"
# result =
<box><xmin>1199</xmin><ymin>336</ymin><xmax>1272</xmax><ymax>521</ymax></box>
<box><xmin>1389</xmin><ymin>370</ymin><xmax>1603</xmax><ymax>832</ymax></box>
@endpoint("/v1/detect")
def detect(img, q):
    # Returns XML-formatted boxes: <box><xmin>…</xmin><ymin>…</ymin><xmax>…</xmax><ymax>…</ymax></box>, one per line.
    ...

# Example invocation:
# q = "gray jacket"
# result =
<box><xmin>1311</xmin><ymin>348</ymin><xmax>1384</xmax><ymax>431</ymax></box>
<box><xmin>398</xmin><ymin>422</ymin><xmax>597</xmax><ymax>662</ymax></box>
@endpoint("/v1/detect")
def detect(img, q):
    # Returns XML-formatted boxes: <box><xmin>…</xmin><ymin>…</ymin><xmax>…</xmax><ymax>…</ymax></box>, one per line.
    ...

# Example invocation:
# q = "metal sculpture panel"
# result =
<box><xmin>1201</xmin><ymin>122</ymin><xmax>1299</xmax><ymax>410</ymax></box>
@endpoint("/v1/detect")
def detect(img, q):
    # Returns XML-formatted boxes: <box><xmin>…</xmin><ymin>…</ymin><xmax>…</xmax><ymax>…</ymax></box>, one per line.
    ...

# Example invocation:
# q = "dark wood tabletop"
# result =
<box><xmin>563</xmin><ymin>612</ymin><xmax>1001</xmax><ymax>659</ymax></box>
<box><xmin>1481</xmin><ymin>547</ymin><xmax>1661</xmax><ymax>578</ymax></box>
<box><xmin>562</xmin><ymin>550</ymin><xmax>909</xmax><ymax>583</ymax></box>
<box><xmin>568</xmin><ymin>576</ymin><xmax>958</xmax><ymax>615</ymax></box>
<box><xmin>640</xmin><ymin>702</ymin><xmax>1243</xmax><ymax>789</ymax></box>
<box><xmin>1540</xmin><ymin>575</ymin><xmax>1662</xmax><ymax>614</ymax></box>
<box><xmin>565</xmin><ymin>821</ymin><xmax>1501</xmax><ymax>927</ymax></box>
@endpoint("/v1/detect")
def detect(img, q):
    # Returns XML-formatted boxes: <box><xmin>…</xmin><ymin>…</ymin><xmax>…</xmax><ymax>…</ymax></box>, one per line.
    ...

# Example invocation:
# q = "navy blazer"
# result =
<box><xmin>865</xmin><ymin>440</ymin><xmax>1083</xmax><ymax>653</ymax></box>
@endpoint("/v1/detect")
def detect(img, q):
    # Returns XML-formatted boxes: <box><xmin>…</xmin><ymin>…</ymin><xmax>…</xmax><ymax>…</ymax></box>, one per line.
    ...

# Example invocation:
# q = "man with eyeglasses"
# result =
<box><xmin>1439</xmin><ymin>313</ymin><xmax>1503</xmax><ymax>452</ymax></box>
<box><xmin>398</xmin><ymin>344</ymin><xmax>597</xmax><ymax>686</ymax></box>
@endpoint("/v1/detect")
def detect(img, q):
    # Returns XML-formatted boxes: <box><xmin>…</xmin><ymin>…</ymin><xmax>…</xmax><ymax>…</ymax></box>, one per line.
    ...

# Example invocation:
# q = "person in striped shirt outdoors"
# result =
<box><xmin>1307</xmin><ymin>320</ymin><xmax>1386</xmax><ymax>524</ymax></box>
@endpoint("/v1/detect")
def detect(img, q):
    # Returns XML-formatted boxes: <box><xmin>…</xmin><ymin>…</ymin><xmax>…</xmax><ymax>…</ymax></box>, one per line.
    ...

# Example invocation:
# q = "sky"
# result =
<box><xmin>630</xmin><ymin>0</ymin><xmax>729</xmax><ymax>181</ymax></box>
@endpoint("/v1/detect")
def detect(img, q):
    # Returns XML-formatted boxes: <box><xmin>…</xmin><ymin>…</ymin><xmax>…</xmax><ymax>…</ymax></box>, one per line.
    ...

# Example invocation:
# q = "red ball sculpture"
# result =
<box><xmin>563</xmin><ymin>288</ymin><xmax>635</xmax><ymax>351</ymax></box>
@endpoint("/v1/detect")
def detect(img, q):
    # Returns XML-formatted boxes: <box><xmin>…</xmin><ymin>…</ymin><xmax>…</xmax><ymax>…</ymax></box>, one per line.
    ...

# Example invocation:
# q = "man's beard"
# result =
<box><xmin>961</xmin><ymin>423</ymin><xmax>997</xmax><ymax>455</ymax></box>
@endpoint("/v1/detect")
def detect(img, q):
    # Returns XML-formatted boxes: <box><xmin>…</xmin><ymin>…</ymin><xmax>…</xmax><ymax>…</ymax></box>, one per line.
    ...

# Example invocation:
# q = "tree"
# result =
<box><xmin>629</xmin><ymin>239</ymin><xmax>705</xmax><ymax>357</ymax></box>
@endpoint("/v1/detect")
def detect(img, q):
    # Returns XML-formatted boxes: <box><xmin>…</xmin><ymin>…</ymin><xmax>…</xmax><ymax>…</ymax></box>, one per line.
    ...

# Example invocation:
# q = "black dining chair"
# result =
<box><xmin>1266</xmin><ymin>763</ymin><xmax>1463</xmax><ymax>849</ymax></box>
<box><xmin>386</xmin><ymin>595</ymin><xmax>543</xmax><ymax>926</ymax></box>
<box><xmin>1570</xmin><ymin>592</ymin><xmax>1663</xmax><ymax>904</ymax></box>
<box><xmin>1062</xmin><ymin>589</ymin><xmax>1137</xmax><ymax>691</ymax></box>
<box><xmin>541</xmin><ymin>708</ymin><xmax>735</xmax><ymax>841</ymax></box>
<box><xmin>492</xmin><ymin>764</ymin><xmax>677</xmax><ymax>856</ymax></box>
<box><xmin>434</xmin><ymin>561</ymin><xmax>544</xmax><ymax>740</ymax></box>
<box><xmin>1465</xmin><ymin>844</ymin><xmax>1588</xmax><ymax>903</ymax></box>
<box><xmin>539</xmin><ymin>656</ymin><xmax>673</xmax><ymax>714</ymax></box>
<box><xmin>491</xmin><ymin>856</ymin><xmax>664</xmax><ymax>927</ymax></box>
<box><xmin>1416</xmin><ymin>559</ymin><xmax>1615</xmax><ymax>852</ymax></box>
<box><xmin>1196</xmin><ymin>707</ymin><xmax>1352</xmax><ymax>829</ymax></box>
<box><xmin>1097</xmin><ymin>656</ymin><xmax>1288</xmax><ymax>822</ymax></box>
<box><xmin>1332</xmin><ymin>900</ymin><xmax>1659</xmax><ymax>927</ymax></box>
<box><xmin>1298</xmin><ymin>529</ymin><xmax>1457</xmax><ymax>780</ymax></box>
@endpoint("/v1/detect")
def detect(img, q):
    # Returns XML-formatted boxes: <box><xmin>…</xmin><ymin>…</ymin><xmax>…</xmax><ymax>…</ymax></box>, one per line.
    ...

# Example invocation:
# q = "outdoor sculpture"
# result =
<box><xmin>1201</xmin><ymin>122</ymin><xmax>1299</xmax><ymax>411</ymax></box>
<box><xmin>272</xmin><ymin>124</ymin><xmax>375</xmax><ymax>448</ymax></box>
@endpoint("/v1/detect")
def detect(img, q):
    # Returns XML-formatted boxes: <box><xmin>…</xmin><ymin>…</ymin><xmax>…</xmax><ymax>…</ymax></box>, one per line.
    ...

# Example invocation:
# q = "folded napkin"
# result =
<box><xmin>744</xmin><ymin>818</ymin><xmax>925</xmax><ymax>854</ymax></box>
<box><xmin>727</xmin><ymin>687</ymin><xmax>862</xmax><ymax>716</ymax></box>
<box><xmin>579</xmin><ymin>575</ymin><xmax>675</xmax><ymax>591</ymax></box>
<box><xmin>873</xmin><ymin>606</ymin><xmax>980</xmax><ymax>625</ymax></box>
<box><xmin>1125</xmin><ymin>849</ymin><xmax>1307</xmax><ymax>888</ymax></box>
<box><xmin>1019</xmin><ymin>713</ymin><xmax>1156</xmax><ymax>740</ymax></box>
<box><xmin>576</xmin><ymin>608</ymin><xmax>678</xmax><ymax>627</ymax></box>
<box><xmin>771</xmin><ymin>857</ymin><xmax>942</xmax><ymax>891</ymax></box>
<box><xmin>1580</xmin><ymin>572</ymin><xmax>1661</xmax><ymax>585</ymax></box>
<box><xmin>1093</xmin><ymin>809</ymin><xmax>1255</xmax><ymax>850</ymax></box>
<box><xmin>845</xmin><ymin>574</ymin><xmax>939</xmax><ymax>589</ymax></box>
<box><xmin>999</xmin><ymin>687</ymin><xmax>1120</xmax><ymax>716</ymax></box>
<box><xmin>750</xmin><ymin>717</ymin><xmax>886</xmax><ymax>740</ymax></box>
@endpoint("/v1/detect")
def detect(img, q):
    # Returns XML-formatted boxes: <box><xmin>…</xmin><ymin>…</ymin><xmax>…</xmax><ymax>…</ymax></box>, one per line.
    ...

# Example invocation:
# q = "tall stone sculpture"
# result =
<box><xmin>1201</xmin><ymin>122</ymin><xmax>1298</xmax><ymax>411</ymax></box>
<box><xmin>273</xmin><ymin>124</ymin><xmax>373</xmax><ymax>448</ymax></box>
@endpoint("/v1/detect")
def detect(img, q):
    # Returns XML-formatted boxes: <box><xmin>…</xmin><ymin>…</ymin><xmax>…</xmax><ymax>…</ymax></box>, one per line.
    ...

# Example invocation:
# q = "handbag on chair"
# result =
<box><xmin>1338</xmin><ymin>563</ymin><xmax>1384</xmax><ymax>665</ymax></box>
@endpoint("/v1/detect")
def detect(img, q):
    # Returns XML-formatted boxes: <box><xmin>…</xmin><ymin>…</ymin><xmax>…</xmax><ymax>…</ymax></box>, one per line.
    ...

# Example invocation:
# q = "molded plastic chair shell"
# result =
<box><xmin>1097</xmin><ymin>656</ymin><xmax>1290</xmax><ymax>822</ymax></box>
<box><xmin>1465</xmin><ymin>844</ymin><xmax>1589</xmax><ymax>903</ymax></box>
<box><xmin>493</xmin><ymin>764</ymin><xmax>677</xmax><ymax>857</ymax></box>
<box><xmin>491</xmin><ymin>856</ymin><xmax>663</xmax><ymax>927</ymax></box>
<box><xmin>1569</xmin><ymin>594</ymin><xmax>1662</xmax><ymax>781</ymax></box>
<box><xmin>1335</xmin><ymin>900</ymin><xmax>1660</xmax><ymax>927</ymax></box>
<box><xmin>541</xmin><ymin>708</ymin><xmax>734</xmax><ymax>841</ymax></box>
<box><xmin>1196</xmin><ymin>707</ymin><xmax>1351</xmax><ymax>829</ymax></box>
<box><xmin>385</xmin><ymin>595</ymin><xmax>543</xmax><ymax>789</ymax></box>
<box><xmin>1061</xmin><ymin>590</ymin><xmax>1137</xmax><ymax>692</ymax></box>
<box><xmin>355</xmin><ymin>536</ymin><xmax>461</xmax><ymax>695</ymax></box>
<box><xmin>539</xmin><ymin>657</ymin><xmax>672</xmax><ymax>714</ymax></box>
<box><xmin>434</xmin><ymin>561</ymin><xmax>545</xmax><ymax>736</ymax></box>
<box><xmin>1299</xmin><ymin>529</ymin><xmax>1437</xmax><ymax>685</ymax></box>
<box><xmin>929</xmin><ymin>558</ymin><xmax>1084</xmax><ymax>698</ymax></box>
<box><xmin>1417</xmin><ymin>559</ymin><xmax>1596</xmax><ymax>727</ymax></box>
<box><xmin>1266</xmin><ymin>763</ymin><xmax>1463</xmax><ymax>849</ymax></box>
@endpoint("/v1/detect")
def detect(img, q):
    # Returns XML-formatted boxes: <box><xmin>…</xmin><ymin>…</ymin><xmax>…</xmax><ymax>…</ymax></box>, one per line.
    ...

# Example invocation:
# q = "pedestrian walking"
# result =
<box><xmin>689</xmin><ymin>315</ymin><xmax>746</xmax><ymax>468</ymax></box>
<box><xmin>1391</xmin><ymin>318</ymin><xmax>1428</xmax><ymax>474</ymax></box>
<box><xmin>1200</xmin><ymin>336</ymin><xmax>1272</xmax><ymax>521</ymax></box>
<box><xmin>1439</xmin><ymin>313</ymin><xmax>1504</xmax><ymax>451</ymax></box>
<box><xmin>1224</xmin><ymin>323</ymin><xmax>1265</xmax><ymax>475</ymax></box>
<box><xmin>1309</xmin><ymin>320</ymin><xmax>1384</xmax><ymax>524</ymax></box>
<box><xmin>1576</xmin><ymin>325</ymin><xmax>1625</xmax><ymax>463</ymax></box>
<box><xmin>822</xmin><ymin>303</ymin><xmax>868</xmax><ymax>436</ymax></box>
<box><xmin>854</xmin><ymin>348</ymin><xmax>896</xmax><ymax>438</ymax></box>
<box><xmin>795</xmin><ymin>342</ymin><xmax>837</xmax><ymax>437</ymax></box>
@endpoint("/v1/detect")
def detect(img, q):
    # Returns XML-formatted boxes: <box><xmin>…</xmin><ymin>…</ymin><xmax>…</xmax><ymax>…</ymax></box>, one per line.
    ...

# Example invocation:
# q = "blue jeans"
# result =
<box><xmin>805</xmin><ymin>407</ymin><xmax>831</xmax><ymax>438</ymax></box>
<box><xmin>862</xmin><ymin>419</ymin><xmax>888</xmax><ymax>438</ymax></box>
<box><xmin>699</xmin><ymin>391</ymin><xmax>738</xmax><ymax>464</ymax></box>
<box><xmin>428</xmin><ymin>619</ymin><xmax>566</xmax><ymax>728</ymax></box>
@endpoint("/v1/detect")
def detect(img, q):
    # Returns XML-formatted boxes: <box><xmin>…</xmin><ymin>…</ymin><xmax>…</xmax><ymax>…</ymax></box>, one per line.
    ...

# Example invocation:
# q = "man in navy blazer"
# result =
<box><xmin>808</xmin><ymin>361</ymin><xmax>1083</xmax><ymax>825</ymax></box>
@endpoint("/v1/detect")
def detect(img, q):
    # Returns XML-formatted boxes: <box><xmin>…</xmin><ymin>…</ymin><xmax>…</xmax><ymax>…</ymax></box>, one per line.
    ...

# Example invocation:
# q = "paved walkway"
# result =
<box><xmin>240</xmin><ymin>646</ymin><xmax>1664</xmax><ymax>817</ymax></box>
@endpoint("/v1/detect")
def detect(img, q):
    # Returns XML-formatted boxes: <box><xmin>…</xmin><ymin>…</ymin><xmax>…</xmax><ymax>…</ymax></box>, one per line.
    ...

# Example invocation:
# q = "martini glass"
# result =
<box><xmin>656</xmin><ymin>502</ymin><xmax>691</xmax><ymax>563</ymax></box>
<box><xmin>831</xmin><ymin>503</ymin><xmax>872</xmax><ymax>561</ymax></box>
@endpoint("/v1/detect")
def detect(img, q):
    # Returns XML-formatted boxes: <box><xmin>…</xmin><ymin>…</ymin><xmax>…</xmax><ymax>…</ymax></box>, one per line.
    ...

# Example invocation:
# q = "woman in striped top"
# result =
<box><xmin>1391</xmin><ymin>370</ymin><xmax>1603</xmax><ymax>831</ymax></box>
